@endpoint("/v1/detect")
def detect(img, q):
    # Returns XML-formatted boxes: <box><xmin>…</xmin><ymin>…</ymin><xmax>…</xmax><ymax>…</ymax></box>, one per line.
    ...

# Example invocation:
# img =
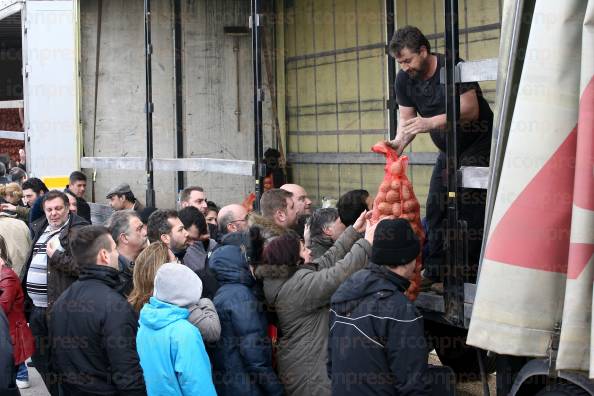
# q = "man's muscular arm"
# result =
<box><xmin>398</xmin><ymin>89</ymin><xmax>480</xmax><ymax>139</ymax></box>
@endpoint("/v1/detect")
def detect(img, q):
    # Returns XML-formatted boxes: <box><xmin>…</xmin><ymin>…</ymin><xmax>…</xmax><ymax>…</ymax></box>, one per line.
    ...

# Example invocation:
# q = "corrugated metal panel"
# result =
<box><xmin>282</xmin><ymin>0</ymin><xmax>387</xmax><ymax>204</ymax></box>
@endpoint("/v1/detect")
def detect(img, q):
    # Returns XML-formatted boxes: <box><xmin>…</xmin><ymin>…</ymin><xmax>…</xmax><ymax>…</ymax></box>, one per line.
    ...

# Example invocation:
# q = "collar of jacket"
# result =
<box><xmin>118</xmin><ymin>254</ymin><xmax>134</xmax><ymax>274</ymax></box>
<box><xmin>248</xmin><ymin>213</ymin><xmax>288</xmax><ymax>242</ymax></box>
<box><xmin>31</xmin><ymin>212</ymin><xmax>89</xmax><ymax>240</ymax></box>
<box><xmin>369</xmin><ymin>262</ymin><xmax>411</xmax><ymax>292</ymax></box>
<box><xmin>78</xmin><ymin>264</ymin><xmax>122</xmax><ymax>289</ymax></box>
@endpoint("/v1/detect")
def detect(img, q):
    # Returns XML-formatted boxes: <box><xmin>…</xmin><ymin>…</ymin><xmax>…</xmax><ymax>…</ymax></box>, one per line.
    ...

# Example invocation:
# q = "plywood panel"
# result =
<box><xmin>339</xmin><ymin>164</ymin><xmax>362</xmax><ymax>195</ymax></box>
<box><xmin>318</xmin><ymin>164</ymin><xmax>340</xmax><ymax>201</ymax></box>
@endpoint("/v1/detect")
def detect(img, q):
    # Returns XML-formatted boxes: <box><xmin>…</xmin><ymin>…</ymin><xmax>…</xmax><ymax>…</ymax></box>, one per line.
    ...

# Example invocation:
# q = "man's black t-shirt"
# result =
<box><xmin>395</xmin><ymin>53</ymin><xmax>493</xmax><ymax>159</ymax></box>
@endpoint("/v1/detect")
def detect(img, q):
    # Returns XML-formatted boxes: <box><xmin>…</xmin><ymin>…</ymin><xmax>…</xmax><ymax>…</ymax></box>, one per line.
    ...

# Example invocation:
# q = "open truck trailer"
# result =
<box><xmin>0</xmin><ymin>0</ymin><xmax>592</xmax><ymax>394</ymax></box>
<box><xmin>416</xmin><ymin>1</ymin><xmax>594</xmax><ymax>395</ymax></box>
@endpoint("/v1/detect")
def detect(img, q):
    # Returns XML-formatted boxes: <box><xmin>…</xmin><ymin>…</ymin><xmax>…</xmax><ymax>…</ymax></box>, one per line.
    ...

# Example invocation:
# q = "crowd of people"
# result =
<box><xmin>0</xmin><ymin>24</ymin><xmax>490</xmax><ymax>396</ymax></box>
<box><xmin>0</xmin><ymin>167</ymin><xmax>432</xmax><ymax>395</ymax></box>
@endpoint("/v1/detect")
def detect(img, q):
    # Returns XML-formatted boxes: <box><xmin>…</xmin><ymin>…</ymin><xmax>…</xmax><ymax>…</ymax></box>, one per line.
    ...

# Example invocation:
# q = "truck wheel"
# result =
<box><xmin>535</xmin><ymin>383</ymin><xmax>589</xmax><ymax>396</ymax></box>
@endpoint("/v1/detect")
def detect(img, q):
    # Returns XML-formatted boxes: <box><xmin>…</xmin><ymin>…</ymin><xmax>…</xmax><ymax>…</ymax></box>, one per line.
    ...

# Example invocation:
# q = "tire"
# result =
<box><xmin>535</xmin><ymin>382</ymin><xmax>589</xmax><ymax>396</ymax></box>
<box><xmin>426</xmin><ymin>321</ymin><xmax>496</xmax><ymax>381</ymax></box>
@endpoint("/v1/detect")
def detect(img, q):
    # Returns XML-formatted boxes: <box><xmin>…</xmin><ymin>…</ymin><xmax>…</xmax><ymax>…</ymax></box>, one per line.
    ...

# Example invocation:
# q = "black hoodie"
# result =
<box><xmin>328</xmin><ymin>263</ymin><xmax>430</xmax><ymax>395</ymax></box>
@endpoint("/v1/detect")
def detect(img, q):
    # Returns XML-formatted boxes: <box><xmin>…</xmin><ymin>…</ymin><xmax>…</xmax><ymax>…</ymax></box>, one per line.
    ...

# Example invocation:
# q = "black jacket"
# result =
<box><xmin>328</xmin><ymin>263</ymin><xmax>430</xmax><ymax>395</ymax></box>
<box><xmin>209</xmin><ymin>243</ymin><xmax>283</xmax><ymax>396</ymax></box>
<box><xmin>116</xmin><ymin>254</ymin><xmax>134</xmax><ymax>297</ymax></box>
<box><xmin>21</xmin><ymin>213</ymin><xmax>89</xmax><ymax>314</ymax></box>
<box><xmin>49</xmin><ymin>265</ymin><xmax>146</xmax><ymax>396</ymax></box>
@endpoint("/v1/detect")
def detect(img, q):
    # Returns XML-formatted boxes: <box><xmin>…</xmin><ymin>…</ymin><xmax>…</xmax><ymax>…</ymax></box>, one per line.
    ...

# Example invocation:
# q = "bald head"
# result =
<box><xmin>281</xmin><ymin>184</ymin><xmax>312</xmax><ymax>216</ymax></box>
<box><xmin>218</xmin><ymin>204</ymin><xmax>249</xmax><ymax>235</ymax></box>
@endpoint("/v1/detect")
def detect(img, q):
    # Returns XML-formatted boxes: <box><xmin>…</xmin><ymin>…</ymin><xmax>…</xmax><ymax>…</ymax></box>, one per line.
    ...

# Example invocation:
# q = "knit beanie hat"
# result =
<box><xmin>153</xmin><ymin>262</ymin><xmax>202</xmax><ymax>307</ymax></box>
<box><xmin>371</xmin><ymin>219</ymin><xmax>420</xmax><ymax>266</ymax></box>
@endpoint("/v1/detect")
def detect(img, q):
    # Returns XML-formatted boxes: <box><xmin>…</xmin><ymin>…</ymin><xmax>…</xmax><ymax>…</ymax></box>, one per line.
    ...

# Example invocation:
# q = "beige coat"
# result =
<box><xmin>0</xmin><ymin>216</ymin><xmax>31</xmax><ymax>277</ymax></box>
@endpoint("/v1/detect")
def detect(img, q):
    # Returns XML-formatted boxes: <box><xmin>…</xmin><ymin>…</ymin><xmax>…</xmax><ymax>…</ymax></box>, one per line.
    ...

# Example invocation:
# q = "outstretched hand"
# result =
<box><xmin>353</xmin><ymin>210</ymin><xmax>370</xmax><ymax>233</ymax></box>
<box><xmin>364</xmin><ymin>219</ymin><xmax>379</xmax><ymax>244</ymax></box>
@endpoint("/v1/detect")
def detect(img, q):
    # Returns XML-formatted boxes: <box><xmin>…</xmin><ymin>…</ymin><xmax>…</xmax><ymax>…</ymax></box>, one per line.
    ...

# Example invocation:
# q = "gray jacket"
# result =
<box><xmin>187</xmin><ymin>297</ymin><xmax>221</xmax><ymax>343</ymax></box>
<box><xmin>255</xmin><ymin>226</ymin><xmax>371</xmax><ymax>396</ymax></box>
<box><xmin>184</xmin><ymin>239</ymin><xmax>217</xmax><ymax>272</ymax></box>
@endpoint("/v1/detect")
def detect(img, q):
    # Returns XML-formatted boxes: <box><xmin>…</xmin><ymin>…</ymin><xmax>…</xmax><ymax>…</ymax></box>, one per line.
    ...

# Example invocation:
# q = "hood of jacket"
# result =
<box><xmin>331</xmin><ymin>263</ymin><xmax>410</xmax><ymax>315</ymax></box>
<box><xmin>208</xmin><ymin>244</ymin><xmax>255</xmax><ymax>288</ymax></box>
<box><xmin>248</xmin><ymin>213</ymin><xmax>287</xmax><ymax>243</ymax></box>
<box><xmin>139</xmin><ymin>296</ymin><xmax>189</xmax><ymax>330</ymax></box>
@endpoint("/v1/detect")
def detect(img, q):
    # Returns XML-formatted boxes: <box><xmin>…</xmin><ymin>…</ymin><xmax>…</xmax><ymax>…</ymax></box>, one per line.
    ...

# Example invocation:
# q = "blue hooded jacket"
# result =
<box><xmin>137</xmin><ymin>297</ymin><xmax>216</xmax><ymax>396</ymax></box>
<box><xmin>209</xmin><ymin>243</ymin><xmax>284</xmax><ymax>396</ymax></box>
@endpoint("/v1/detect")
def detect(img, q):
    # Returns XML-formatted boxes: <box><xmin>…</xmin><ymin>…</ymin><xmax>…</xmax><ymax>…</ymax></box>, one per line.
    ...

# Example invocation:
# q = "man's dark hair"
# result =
<box><xmin>42</xmin><ymin>190</ymin><xmax>69</xmax><ymax>210</ymax></box>
<box><xmin>294</xmin><ymin>214</ymin><xmax>310</xmax><ymax>239</ymax></box>
<box><xmin>70</xmin><ymin>225</ymin><xmax>113</xmax><ymax>266</ymax></box>
<box><xmin>9</xmin><ymin>167</ymin><xmax>26</xmax><ymax>184</ymax></box>
<box><xmin>69</xmin><ymin>171</ymin><xmax>87</xmax><ymax>184</ymax></box>
<box><xmin>105</xmin><ymin>209</ymin><xmax>141</xmax><ymax>246</ymax></box>
<box><xmin>0</xmin><ymin>162</ymin><xmax>5</xmax><ymax>177</ymax></box>
<box><xmin>179</xmin><ymin>206</ymin><xmax>208</xmax><ymax>236</ymax></box>
<box><xmin>337</xmin><ymin>189</ymin><xmax>369</xmax><ymax>227</ymax></box>
<box><xmin>206</xmin><ymin>201</ymin><xmax>218</xmax><ymax>213</ymax></box>
<box><xmin>260</xmin><ymin>189</ymin><xmax>292</xmax><ymax>218</ymax></box>
<box><xmin>147</xmin><ymin>209</ymin><xmax>178</xmax><ymax>243</ymax></box>
<box><xmin>309</xmin><ymin>208</ymin><xmax>340</xmax><ymax>239</ymax></box>
<box><xmin>116</xmin><ymin>191</ymin><xmax>136</xmax><ymax>203</ymax></box>
<box><xmin>22</xmin><ymin>177</ymin><xmax>49</xmax><ymax>195</ymax></box>
<box><xmin>388</xmin><ymin>25</ymin><xmax>431</xmax><ymax>57</ymax></box>
<box><xmin>179</xmin><ymin>186</ymin><xmax>204</xmax><ymax>203</ymax></box>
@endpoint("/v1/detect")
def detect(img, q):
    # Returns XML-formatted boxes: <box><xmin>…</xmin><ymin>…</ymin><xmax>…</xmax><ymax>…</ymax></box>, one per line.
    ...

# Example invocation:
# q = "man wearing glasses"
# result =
<box><xmin>217</xmin><ymin>204</ymin><xmax>249</xmax><ymax>235</ymax></box>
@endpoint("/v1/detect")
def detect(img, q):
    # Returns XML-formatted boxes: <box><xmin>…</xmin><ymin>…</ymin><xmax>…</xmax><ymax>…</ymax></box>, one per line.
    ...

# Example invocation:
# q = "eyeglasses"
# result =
<box><xmin>229</xmin><ymin>216</ymin><xmax>248</xmax><ymax>224</ymax></box>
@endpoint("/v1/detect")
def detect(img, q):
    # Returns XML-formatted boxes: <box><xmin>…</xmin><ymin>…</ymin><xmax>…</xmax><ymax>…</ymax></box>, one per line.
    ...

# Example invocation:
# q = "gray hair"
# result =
<box><xmin>218</xmin><ymin>211</ymin><xmax>235</xmax><ymax>235</ymax></box>
<box><xmin>309</xmin><ymin>208</ymin><xmax>340</xmax><ymax>239</ymax></box>
<box><xmin>105</xmin><ymin>209</ymin><xmax>141</xmax><ymax>246</ymax></box>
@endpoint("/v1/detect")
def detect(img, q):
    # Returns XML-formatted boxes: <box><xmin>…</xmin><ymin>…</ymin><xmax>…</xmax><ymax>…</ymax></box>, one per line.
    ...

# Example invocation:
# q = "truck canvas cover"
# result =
<box><xmin>467</xmin><ymin>0</ymin><xmax>594</xmax><ymax>376</ymax></box>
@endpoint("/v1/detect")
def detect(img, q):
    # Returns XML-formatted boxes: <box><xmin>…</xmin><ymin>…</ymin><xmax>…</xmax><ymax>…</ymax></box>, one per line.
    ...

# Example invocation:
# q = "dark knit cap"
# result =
<box><xmin>371</xmin><ymin>219</ymin><xmax>420</xmax><ymax>266</ymax></box>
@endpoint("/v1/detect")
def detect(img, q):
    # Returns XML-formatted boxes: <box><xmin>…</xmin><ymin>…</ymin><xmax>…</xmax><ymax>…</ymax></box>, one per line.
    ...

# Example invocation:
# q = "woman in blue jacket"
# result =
<box><xmin>209</xmin><ymin>231</ymin><xmax>284</xmax><ymax>396</ymax></box>
<box><xmin>137</xmin><ymin>262</ymin><xmax>216</xmax><ymax>396</ymax></box>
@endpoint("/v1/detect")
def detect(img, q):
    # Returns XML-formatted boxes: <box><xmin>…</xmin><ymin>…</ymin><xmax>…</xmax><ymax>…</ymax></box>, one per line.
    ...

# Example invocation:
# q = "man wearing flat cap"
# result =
<box><xmin>106</xmin><ymin>183</ymin><xmax>144</xmax><ymax>212</ymax></box>
<box><xmin>328</xmin><ymin>219</ymin><xmax>430</xmax><ymax>395</ymax></box>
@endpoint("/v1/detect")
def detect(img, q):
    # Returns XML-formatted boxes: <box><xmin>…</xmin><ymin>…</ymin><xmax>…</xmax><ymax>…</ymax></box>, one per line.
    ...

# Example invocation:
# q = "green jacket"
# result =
<box><xmin>255</xmin><ymin>226</ymin><xmax>371</xmax><ymax>396</ymax></box>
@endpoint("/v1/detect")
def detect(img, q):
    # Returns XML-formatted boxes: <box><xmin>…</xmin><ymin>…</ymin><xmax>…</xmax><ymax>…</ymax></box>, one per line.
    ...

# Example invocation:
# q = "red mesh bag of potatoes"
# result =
<box><xmin>370</xmin><ymin>141</ymin><xmax>425</xmax><ymax>300</ymax></box>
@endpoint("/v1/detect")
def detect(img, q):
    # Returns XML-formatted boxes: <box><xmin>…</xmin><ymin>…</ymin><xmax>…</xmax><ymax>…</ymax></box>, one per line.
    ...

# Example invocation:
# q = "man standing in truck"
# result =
<box><xmin>388</xmin><ymin>26</ymin><xmax>493</xmax><ymax>289</ymax></box>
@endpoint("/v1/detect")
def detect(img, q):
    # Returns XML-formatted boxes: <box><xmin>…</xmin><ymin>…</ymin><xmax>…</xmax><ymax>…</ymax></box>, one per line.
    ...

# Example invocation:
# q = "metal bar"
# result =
<box><xmin>80</xmin><ymin>156</ymin><xmax>146</xmax><ymax>171</ymax></box>
<box><xmin>459</xmin><ymin>166</ymin><xmax>490</xmax><ymax>189</ymax></box>
<box><xmin>251</xmin><ymin>0</ymin><xmax>263</xmax><ymax>211</ymax></box>
<box><xmin>287</xmin><ymin>152</ymin><xmax>438</xmax><ymax>165</ymax></box>
<box><xmin>173</xmin><ymin>0</ymin><xmax>184</xmax><ymax>192</ymax></box>
<box><xmin>0</xmin><ymin>130</ymin><xmax>25</xmax><ymax>140</ymax></box>
<box><xmin>285</xmin><ymin>42</ymin><xmax>385</xmax><ymax>63</ymax></box>
<box><xmin>144</xmin><ymin>0</ymin><xmax>155</xmax><ymax>207</ymax></box>
<box><xmin>443</xmin><ymin>0</ymin><xmax>464</xmax><ymax>327</ymax></box>
<box><xmin>288</xmin><ymin>129</ymin><xmax>387</xmax><ymax>136</ymax></box>
<box><xmin>81</xmin><ymin>157</ymin><xmax>254</xmax><ymax>176</ymax></box>
<box><xmin>425</xmin><ymin>22</ymin><xmax>501</xmax><ymax>41</ymax></box>
<box><xmin>458</xmin><ymin>58</ymin><xmax>498</xmax><ymax>82</ymax></box>
<box><xmin>0</xmin><ymin>100</ymin><xmax>23</xmax><ymax>109</ymax></box>
<box><xmin>386</xmin><ymin>0</ymin><xmax>397</xmax><ymax>140</ymax></box>
<box><xmin>152</xmin><ymin>158</ymin><xmax>253</xmax><ymax>176</ymax></box>
<box><xmin>0</xmin><ymin>0</ymin><xmax>22</xmax><ymax>20</ymax></box>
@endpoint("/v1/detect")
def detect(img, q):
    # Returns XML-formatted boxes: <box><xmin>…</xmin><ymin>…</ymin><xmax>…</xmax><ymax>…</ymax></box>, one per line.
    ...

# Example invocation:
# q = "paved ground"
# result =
<box><xmin>21</xmin><ymin>355</ymin><xmax>496</xmax><ymax>396</ymax></box>
<box><xmin>19</xmin><ymin>362</ymin><xmax>48</xmax><ymax>396</ymax></box>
